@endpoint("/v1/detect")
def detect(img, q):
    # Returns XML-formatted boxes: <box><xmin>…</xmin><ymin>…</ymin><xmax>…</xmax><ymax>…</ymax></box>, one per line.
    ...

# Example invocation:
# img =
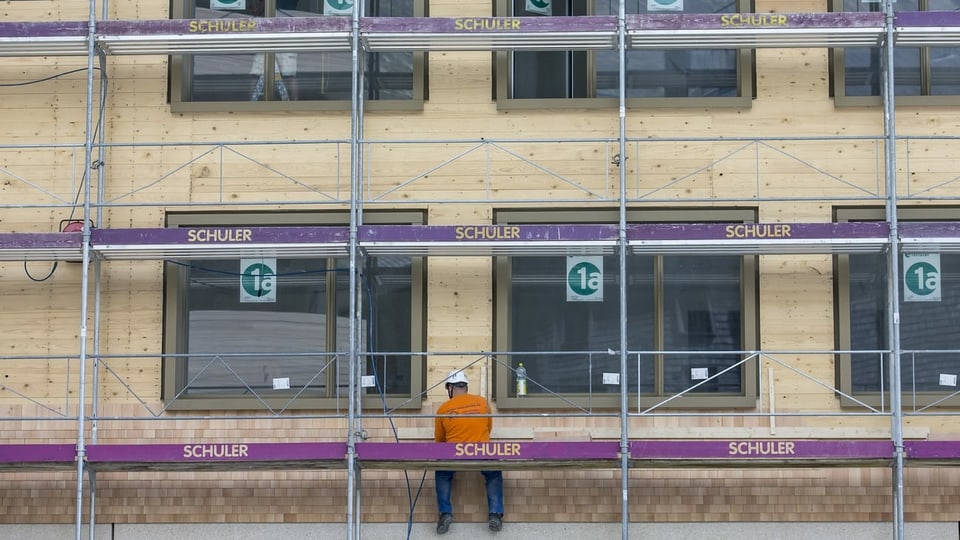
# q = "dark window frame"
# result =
<box><xmin>493</xmin><ymin>0</ymin><xmax>756</xmax><ymax>110</ymax></box>
<box><xmin>169</xmin><ymin>0</ymin><xmax>427</xmax><ymax>112</ymax></box>
<box><xmin>831</xmin><ymin>0</ymin><xmax>960</xmax><ymax>107</ymax></box>
<box><xmin>835</xmin><ymin>206</ymin><xmax>960</xmax><ymax>408</ymax></box>
<box><xmin>493</xmin><ymin>208</ymin><xmax>760</xmax><ymax>410</ymax></box>
<box><xmin>162</xmin><ymin>210</ymin><xmax>427</xmax><ymax>411</ymax></box>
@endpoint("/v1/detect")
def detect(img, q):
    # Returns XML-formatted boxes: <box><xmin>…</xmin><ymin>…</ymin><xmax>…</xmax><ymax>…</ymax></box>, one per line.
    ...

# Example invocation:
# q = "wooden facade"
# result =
<box><xmin>3</xmin><ymin>0</ymin><xmax>960</xmax><ymax>538</ymax></box>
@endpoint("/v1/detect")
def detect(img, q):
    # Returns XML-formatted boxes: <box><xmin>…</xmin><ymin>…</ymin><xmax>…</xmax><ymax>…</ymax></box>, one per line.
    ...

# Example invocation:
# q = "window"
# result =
<box><xmin>163</xmin><ymin>212</ymin><xmax>425</xmax><ymax>410</ymax></box>
<box><xmin>832</xmin><ymin>0</ymin><xmax>960</xmax><ymax>106</ymax></box>
<box><xmin>495</xmin><ymin>0</ymin><xmax>755</xmax><ymax>108</ymax></box>
<box><xmin>494</xmin><ymin>209</ymin><xmax>759</xmax><ymax>409</ymax></box>
<box><xmin>170</xmin><ymin>0</ymin><xmax>426</xmax><ymax>112</ymax></box>
<box><xmin>836</xmin><ymin>207</ymin><xmax>960</xmax><ymax>408</ymax></box>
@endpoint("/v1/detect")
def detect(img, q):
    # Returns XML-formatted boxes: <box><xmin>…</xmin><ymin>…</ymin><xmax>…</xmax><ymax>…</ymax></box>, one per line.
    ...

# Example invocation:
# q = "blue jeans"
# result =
<box><xmin>435</xmin><ymin>469</ymin><xmax>503</xmax><ymax>516</ymax></box>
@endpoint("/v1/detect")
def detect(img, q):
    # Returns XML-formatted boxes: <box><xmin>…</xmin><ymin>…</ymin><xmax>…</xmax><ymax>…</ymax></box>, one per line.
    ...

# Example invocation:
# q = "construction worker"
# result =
<box><xmin>434</xmin><ymin>369</ymin><xmax>504</xmax><ymax>534</ymax></box>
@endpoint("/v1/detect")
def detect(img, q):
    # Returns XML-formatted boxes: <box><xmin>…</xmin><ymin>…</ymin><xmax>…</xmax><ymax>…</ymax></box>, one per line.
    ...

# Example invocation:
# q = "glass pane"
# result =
<box><xmin>843</xmin><ymin>48</ymin><xmax>922</xmax><ymax>97</ymax></box>
<box><xmin>510</xmin><ymin>0</ymin><xmax>577</xmax><ymax>98</ymax></box>
<box><xmin>931</xmin><ymin>48</ymin><xmax>960</xmax><ymax>96</ymax></box>
<box><xmin>661</xmin><ymin>256</ymin><xmax>743</xmax><ymax>394</ymax></box>
<box><xmin>841</xmin><ymin>0</ymin><xmax>922</xmax><ymax>97</ymax></box>
<box><xmin>185</xmin><ymin>258</ymin><xmax>331</xmax><ymax>396</ymax></box>
<box><xmin>930</xmin><ymin>0</ymin><xmax>960</xmax><ymax>10</ymax></box>
<box><xmin>509</xmin><ymin>255</ymin><xmax>653</xmax><ymax>395</ymax></box>
<box><xmin>899</xmin><ymin>254</ymin><xmax>960</xmax><ymax>392</ymax></box>
<box><xmin>335</xmin><ymin>256</ymin><xmax>414</xmax><ymax>395</ymax></box>
<box><xmin>596</xmin><ymin>0</ymin><xmax>738</xmax><ymax>98</ymax></box>
<box><xmin>185</xmin><ymin>0</ymin><xmax>414</xmax><ymax>102</ymax></box>
<box><xmin>848</xmin><ymin>253</ymin><xmax>887</xmax><ymax>392</ymax></box>
<box><xmin>850</xmin><ymin>252</ymin><xmax>960</xmax><ymax>393</ymax></box>
<box><xmin>188</xmin><ymin>1</ymin><xmax>262</xmax><ymax>102</ymax></box>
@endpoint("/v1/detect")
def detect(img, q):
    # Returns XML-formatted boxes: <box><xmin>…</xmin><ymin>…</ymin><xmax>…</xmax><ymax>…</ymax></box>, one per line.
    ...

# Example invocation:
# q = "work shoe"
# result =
<box><xmin>488</xmin><ymin>513</ymin><xmax>503</xmax><ymax>532</ymax></box>
<box><xmin>436</xmin><ymin>513</ymin><xmax>453</xmax><ymax>535</ymax></box>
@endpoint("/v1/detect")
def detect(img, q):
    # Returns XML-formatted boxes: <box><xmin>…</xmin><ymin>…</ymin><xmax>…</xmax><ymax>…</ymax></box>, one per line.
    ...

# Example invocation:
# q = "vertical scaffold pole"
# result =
<box><xmin>617</xmin><ymin>1</ymin><xmax>630</xmax><ymax>539</ymax></box>
<box><xmin>75</xmin><ymin>0</ymin><xmax>98</xmax><ymax>538</ymax></box>
<box><xmin>881</xmin><ymin>1</ymin><xmax>904</xmax><ymax>539</ymax></box>
<box><xmin>346</xmin><ymin>0</ymin><xmax>365</xmax><ymax>537</ymax></box>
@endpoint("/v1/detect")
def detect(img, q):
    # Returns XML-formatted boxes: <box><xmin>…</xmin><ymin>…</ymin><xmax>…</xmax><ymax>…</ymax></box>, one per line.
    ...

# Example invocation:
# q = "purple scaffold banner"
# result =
<box><xmin>358</xmin><ymin>224</ymin><xmax>619</xmax><ymax>243</ymax></box>
<box><xmin>91</xmin><ymin>226</ymin><xmax>350</xmax><ymax>246</ymax></box>
<box><xmin>355</xmin><ymin>441</ymin><xmax>621</xmax><ymax>462</ymax></box>
<box><xmin>626</xmin><ymin>11</ymin><xmax>884</xmax><ymax>31</ymax></box>
<box><xmin>896</xmin><ymin>11</ymin><xmax>960</xmax><ymax>27</ymax></box>
<box><xmin>0</xmin><ymin>21</ymin><xmax>87</xmax><ymax>38</ymax></box>
<box><xmin>0</xmin><ymin>232</ymin><xmax>83</xmax><ymax>250</ymax></box>
<box><xmin>627</xmin><ymin>222</ymin><xmax>889</xmax><ymax>242</ymax></box>
<box><xmin>362</xmin><ymin>15</ymin><xmax>617</xmax><ymax>34</ymax></box>
<box><xmin>98</xmin><ymin>16</ymin><xmax>351</xmax><ymax>37</ymax></box>
<box><xmin>0</xmin><ymin>444</ymin><xmax>76</xmax><ymax>464</ymax></box>
<box><xmin>898</xmin><ymin>222</ymin><xmax>960</xmax><ymax>239</ymax></box>
<box><xmin>629</xmin><ymin>440</ymin><xmax>894</xmax><ymax>461</ymax></box>
<box><xmin>904</xmin><ymin>440</ymin><xmax>960</xmax><ymax>460</ymax></box>
<box><xmin>85</xmin><ymin>442</ymin><xmax>347</xmax><ymax>463</ymax></box>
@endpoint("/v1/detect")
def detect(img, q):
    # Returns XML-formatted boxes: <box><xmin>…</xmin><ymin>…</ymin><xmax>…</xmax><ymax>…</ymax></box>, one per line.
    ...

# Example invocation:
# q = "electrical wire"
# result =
<box><xmin>12</xmin><ymin>66</ymin><xmax>106</xmax><ymax>282</ymax></box>
<box><xmin>357</xmin><ymin>260</ymin><xmax>427</xmax><ymax>540</ymax></box>
<box><xmin>169</xmin><ymin>257</ymin><xmax>428</xmax><ymax>538</ymax></box>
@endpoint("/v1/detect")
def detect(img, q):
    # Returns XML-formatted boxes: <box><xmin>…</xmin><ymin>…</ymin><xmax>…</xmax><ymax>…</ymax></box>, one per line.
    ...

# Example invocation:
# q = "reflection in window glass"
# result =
<box><xmin>180</xmin><ymin>254</ymin><xmax>413</xmax><ymax>398</ymax></box>
<box><xmin>508</xmin><ymin>253</ymin><xmax>745</xmax><ymax>397</ymax></box>
<box><xmin>509</xmin><ymin>255</ymin><xmax>653</xmax><ymax>395</ymax></box>
<box><xmin>181</xmin><ymin>0</ymin><xmax>416</xmax><ymax>103</ymax></box>
<box><xmin>839</xmin><ymin>0</ymin><xmax>960</xmax><ymax>99</ymax></box>
<box><xmin>848</xmin><ymin>251</ymin><xmax>960</xmax><ymax>393</ymax></box>
<box><xmin>661</xmin><ymin>256</ymin><xmax>742</xmax><ymax>393</ymax></box>
<box><xmin>509</xmin><ymin>0</ymin><xmax>742</xmax><ymax>99</ymax></box>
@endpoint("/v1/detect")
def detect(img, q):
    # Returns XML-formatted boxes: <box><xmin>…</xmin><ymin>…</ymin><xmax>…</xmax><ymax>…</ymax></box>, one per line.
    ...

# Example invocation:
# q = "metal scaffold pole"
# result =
<box><xmin>881</xmin><ymin>1</ymin><xmax>905</xmax><ymax>539</ymax></box>
<box><xmin>74</xmin><ymin>0</ymin><xmax>98</xmax><ymax>538</ymax></box>
<box><xmin>346</xmin><ymin>1</ymin><xmax>365</xmax><ymax>538</ymax></box>
<box><xmin>617</xmin><ymin>1</ymin><xmax>630</xmax><ymax>538</ymax></box>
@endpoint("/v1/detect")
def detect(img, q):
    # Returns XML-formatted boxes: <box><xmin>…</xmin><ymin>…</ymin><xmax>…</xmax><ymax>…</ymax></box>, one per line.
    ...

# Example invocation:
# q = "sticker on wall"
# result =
<box><xmin>648</xmin><ymin>0</ymin><xmax>683</xmax><ymax>11</ymax></box>
<box><xmin>526</xmin><ymin>0</ymin><xmax>552</xmax><ymax>16</ymax></box>
<box><xmin>241</xmin><ymin>258</ymin><xmax>277</xmax><ymax>303</ymax></box>
<box><xmin>211</xmin><ymin>0</ymin><xmax>247</xmax><ymax>10</ymax></box>
<box><xmin>567</xmin><ymin>256</ymin><xmax>603</xmax><ymax>302</ymax></box>
<box><xmin>903</xmin><ymin>253</ymin><xmax>941</xmax><ymax>302</ymax></box>
<box><xmin>324</xmin><ymin>0</ymin><xmax>354</xmax><ymax>16</ymax></box>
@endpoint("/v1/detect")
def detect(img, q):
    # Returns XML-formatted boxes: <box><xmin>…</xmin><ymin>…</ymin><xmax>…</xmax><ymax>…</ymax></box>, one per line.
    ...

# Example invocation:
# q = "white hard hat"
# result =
<box><xmin>445</xmin><ymin>369</ymin><xmax>469</xmax><ymax>385</ymax></box>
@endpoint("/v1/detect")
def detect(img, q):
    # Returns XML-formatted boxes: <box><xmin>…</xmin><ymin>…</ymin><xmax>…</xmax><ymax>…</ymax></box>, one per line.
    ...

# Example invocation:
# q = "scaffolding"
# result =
<box><xmin>3</xmin><ymin>2</ymin><xmax>960</xmax><ymax>539</ymax></box>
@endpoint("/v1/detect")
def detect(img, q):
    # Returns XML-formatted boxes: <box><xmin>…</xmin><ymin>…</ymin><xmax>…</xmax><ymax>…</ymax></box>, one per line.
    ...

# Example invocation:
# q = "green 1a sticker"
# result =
<box><xmin>241</xmin><ymin>258</ymin><xmax>277</xmax><ymax>303</ymax></box>
<box><xmin>903</xmin><ymin>253</ymin><xmax>940</xmax><ymax>302</ymax></box>
<box><xmin>567</xmin><ymin>256</ymin><xmax>603</xmax><ymax>302</ymax></box>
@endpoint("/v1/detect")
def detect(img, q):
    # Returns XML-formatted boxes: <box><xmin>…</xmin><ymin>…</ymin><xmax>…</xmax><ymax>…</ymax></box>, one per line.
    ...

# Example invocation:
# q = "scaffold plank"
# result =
<box><xmin>628</xmin><ymin>439</ymin><xmax>895</xmax><ymax>467</ymax></box>
<box><xmin>92</xmin><ymin>226</ymin><xmax>351</xmax><ymax>260</ymax></box>
<box><xmin>358</xmin><ymin>224</ymin><xmax>619</xmax><ymax>256</ymax></box>
<box><xmin>896</xmin><ymin>10</ymin><xmax>960</xmax><ymax>46</ymax></box>
<box><xmin>626</xmin><ymin>12</ymin><xmax>885</xmax><ymax>49</ymax></box>
<box><xmin>899</xmin><ymin>222</ymin><xmax>960</xmax><ymax>253</ymax></box>
<box><xmin>7</xmin><ymin>12</ymin><xmax>960</xmax><ymax>58</ymax></box>
<box><xmin>0</xmin><ymin>232</ymin><xmax>83</xmax><ymax>262</ymax></box>
<box><xmin>354</xmin><ymin>441</ymin><xmax>622</xmax><ymax>469</ymax></box>
<box><xmin>627</xmin><ymin>222</ymin><xmax>890</xmax><ymax>255</ymax></box>
<box><xmin>10</xmin><ymin>222</ymin><xmax>960</xmax><ymax>260</ymax></box>
<box><xmin>85</xmin><ymin>442</ymin><xmax>348</xmax><ymax>471</ymax></box>
<box><xmin>0</xmin><ymin>444</ymin><xmax>77</xmax><ymax>470</ymax></box>
<box><xmin>361</xmin><ymin>16</ymin><xmax>618</xmax><ymax>51</ymax></box>
<box><xmin>904</xmin><ymin>440</ymin><xmax>960</xmax><ymax>464</ymax></box>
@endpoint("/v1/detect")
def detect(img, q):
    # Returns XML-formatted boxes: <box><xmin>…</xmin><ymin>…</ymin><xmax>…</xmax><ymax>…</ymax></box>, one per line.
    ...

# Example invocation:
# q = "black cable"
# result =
<box><xmin>23</xmin><ymin>260</ymin><xmax>58</xmax><ymax>282</ymax></box>
<box><xmin>14</xmin><ymin>67</ymin><xmax>107</xmax><ymax>282</ymax></box>
<box><xmin>358</xmin><ymin>261</ymin><xmax>426</xmax><ymax>540</ymax></box>
<box><xmin>171</xmin><ymin>258</ymin><xmax>428</xmax><ymax>538</ymax></box>
<box><xmin>0</xmin><ymin>67</ymin><xmax>96</xmax><ymax>87</ymax></box>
